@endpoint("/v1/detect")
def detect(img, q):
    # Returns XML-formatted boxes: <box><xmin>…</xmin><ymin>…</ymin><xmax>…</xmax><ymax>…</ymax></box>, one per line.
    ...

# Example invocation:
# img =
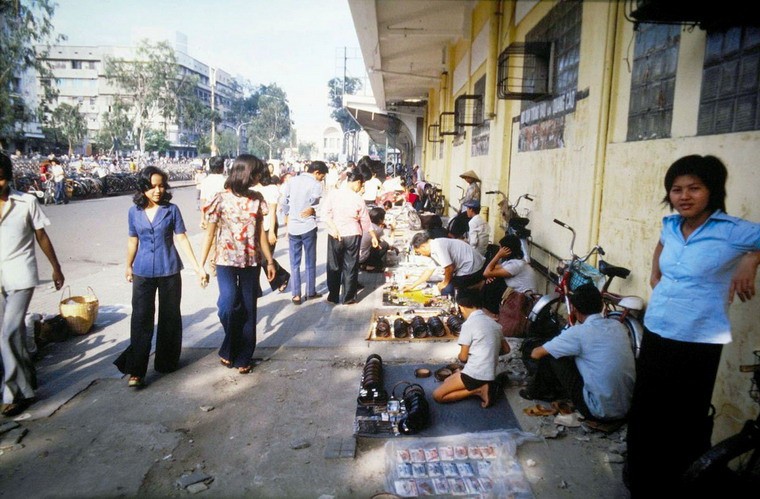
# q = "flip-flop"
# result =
<box><xmin>552</xmin><ymin>400</ymin><xmax>575</xmax><ymax>415</ymax></box>
<box><xmin>523</xmin><ymin>404</ymin><xmax>558</xmax><ymax>417</ymax></box>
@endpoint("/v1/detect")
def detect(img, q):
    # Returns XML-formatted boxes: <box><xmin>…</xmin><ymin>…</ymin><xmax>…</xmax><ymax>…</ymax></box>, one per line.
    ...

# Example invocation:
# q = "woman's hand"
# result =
<box><xmin>729</xmin><ymin>251</ymin><xmax>760</xmax><ymax>303</ymax></box>
<box><xmin>198</xmin><ymin>270</ymin><xmax>209</xmax><ymax>288</ymax></box>
<box><xmin>268</xmin><ymin>231</ymin><xmax>277</xmax><ymax>246</ymax></box>
<box><xmin>496</xmin><ymin>246</ymin><xmax>512</xmax><ymax>259</ymax></box>
<box><xmin>266</xmin><ymin>262</ymin><xmax>276</xmax><ymax>282</ymax></box>
<box><xmin>125</xmin><ymin>267</ymin><xmax>133</xmax><ymax>283</ymax></box>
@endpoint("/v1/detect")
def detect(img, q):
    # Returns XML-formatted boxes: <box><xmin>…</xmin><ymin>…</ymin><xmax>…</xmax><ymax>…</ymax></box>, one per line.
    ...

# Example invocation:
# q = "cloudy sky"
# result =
<box><xmin>50</xmin><ymin>0</ymin><xmax>371</xmax><ymax>143</ymax></box>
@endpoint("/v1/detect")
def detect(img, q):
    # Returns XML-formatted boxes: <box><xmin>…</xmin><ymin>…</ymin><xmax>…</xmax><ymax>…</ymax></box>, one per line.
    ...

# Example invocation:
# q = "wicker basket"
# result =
<box><xmin>59</xmin><ymin>286</ymin><xmax>99</xmax><ymax>335</ymax></box>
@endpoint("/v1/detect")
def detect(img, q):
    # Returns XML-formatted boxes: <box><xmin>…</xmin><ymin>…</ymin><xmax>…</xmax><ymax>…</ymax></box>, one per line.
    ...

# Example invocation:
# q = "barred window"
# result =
<box><xmin>698</xmin><ymin>26</ymin><xmax>760</xmax><ymax>135</ymax></box>
<box><xmin>627</xmin><ymin>24</ymin><xmax>680</xmax><ymax>142</ymax></box>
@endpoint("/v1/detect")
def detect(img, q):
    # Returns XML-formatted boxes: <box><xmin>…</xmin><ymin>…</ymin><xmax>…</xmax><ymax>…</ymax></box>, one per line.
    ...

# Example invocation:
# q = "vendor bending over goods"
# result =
<box><xmin>432</xmin><ymin>289</ymin><xmax>509</xmax><ymax>408</ymax></box>
<box><xmin>402</xmin><ymin>232</ymin><xmax>485</xmax><ymax>295</ymax></box>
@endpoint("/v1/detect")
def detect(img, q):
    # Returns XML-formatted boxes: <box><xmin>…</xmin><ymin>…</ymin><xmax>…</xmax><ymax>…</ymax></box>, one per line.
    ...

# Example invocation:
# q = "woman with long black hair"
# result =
<box><xmin>200</xmin><ymin>155</ymin><xmax>275</xmax><ymax>374</ymax></box>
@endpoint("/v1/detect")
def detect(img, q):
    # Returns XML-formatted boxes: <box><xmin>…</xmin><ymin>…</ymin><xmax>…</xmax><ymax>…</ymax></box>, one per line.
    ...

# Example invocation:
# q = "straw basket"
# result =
<box><xmin>59</xmin><ymin>286</ymin><xmax>99</xmax><ymax>335</ymax></box>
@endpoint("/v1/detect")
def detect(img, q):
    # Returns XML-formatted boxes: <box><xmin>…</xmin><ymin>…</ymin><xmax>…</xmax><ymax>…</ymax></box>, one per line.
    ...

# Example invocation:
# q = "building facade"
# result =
<box><xmin>349</xmin><ymin>0</ymin><xmax>760</xmax><ymax>442</ymax></box>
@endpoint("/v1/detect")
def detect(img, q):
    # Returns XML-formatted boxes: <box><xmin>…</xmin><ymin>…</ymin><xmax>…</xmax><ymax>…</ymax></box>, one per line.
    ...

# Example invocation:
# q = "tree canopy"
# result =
<box><xmin>48</xmin><ymin>103</ymin><xmax>86</xmax><ymax>155</ymax></box>
<box><xmin>328</xmin><ymin>77</ymin><xmax>362</xmax><ymax>133</ymax></box>
<box><xmin>0</xmin><ymin>0</ymin><xmax>64</xmax><ymax>149</ymax></box>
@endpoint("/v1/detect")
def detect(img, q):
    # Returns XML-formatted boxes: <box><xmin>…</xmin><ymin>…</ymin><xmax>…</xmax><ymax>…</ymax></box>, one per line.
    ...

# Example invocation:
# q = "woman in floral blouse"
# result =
<box><xmin>200</xmin><ymin>155</ymin><xmax>275</xmax><ymax>374</ymax></box>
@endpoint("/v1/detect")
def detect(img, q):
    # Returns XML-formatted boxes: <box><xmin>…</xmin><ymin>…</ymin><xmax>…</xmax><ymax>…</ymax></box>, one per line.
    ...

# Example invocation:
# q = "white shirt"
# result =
<box><xmin>459</xmin><ymin>309</ymin><xmax>503</xmax><ymax>381</ymax></box>
<box><xmin>199</xmin><ymin>174</ymin><xmax>227</xmax><ymax>205</ymax></box>
<box><xmin>252</xmin><ymin>184</ymin><xmax>280</xmax><ymax>231</ymax></box>
<box><xmin>0</xmin><ymin>190</ymin><xmax>50</xmax><ymax>291</ymax></box>
<box><xmin>362</xmin><ymin>177</ymin><xmax>382</xmax><ymax>202</ymax></box>
<box><xmin>467</xmin><ymin>214</ymin><xmax>489</xmax><ymax>255</ymax></box>
<box><xmin>51</xmin><ymin>163</ymin><xmax>65</xmax><ymax>182</ymax></box>
<box><xmin>428</xmin><ymin>237</ymin><xmax>485</xmax><ymax>276</ymax></box>
<box><xmin>500</xmin><ymin>259</ymin><xmax>538</xmax><ymax>293</ymax></box>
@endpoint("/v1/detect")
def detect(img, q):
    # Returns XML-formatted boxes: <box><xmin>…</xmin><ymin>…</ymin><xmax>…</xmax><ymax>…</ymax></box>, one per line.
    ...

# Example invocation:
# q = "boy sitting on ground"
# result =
<box><xmin>433</xmin><ymin>289</ymin><xmax>510</xmax><ymax>408</ymax></box>
<box><xmin>522</xmin><ymin>283</ymin><xmax>636</xmax><ymax>422</ymax></box>
<box><xmin>359</xmin><ymin>207</ymin><xmax>397</xmax><ymax>272</ymax></box>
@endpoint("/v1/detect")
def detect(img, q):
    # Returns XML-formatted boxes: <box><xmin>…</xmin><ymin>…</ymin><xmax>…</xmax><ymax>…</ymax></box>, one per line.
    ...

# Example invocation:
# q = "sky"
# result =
<box><xmin>49</xmin><ymin>0</ymin><xmax>371</xmax><ymax>144</ymax></box>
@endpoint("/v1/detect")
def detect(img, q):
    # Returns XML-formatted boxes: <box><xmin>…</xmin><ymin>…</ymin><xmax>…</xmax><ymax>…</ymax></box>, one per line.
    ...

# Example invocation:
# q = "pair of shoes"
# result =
<box><xmin>278</xmin><ymin>279</ymin><xmax>289</xmax><ymax>292</ymax></box>
<box><xmin>220</xmin><ymin>358</ymin><xmax>232</xmax><ymax>368</ymax></box>
<box><xmin>238</xmin><ymin>365</ymin><xmax>253</xmax><ymax>374</ymax></box>
<box><xmin>2</xmin><ymin>398</ymin><xmax>34</xmax><ymax>417</ymax></box>
<box><xmin>291</xmin><ymin>296</ymin><xmax>302</xmax><ymax>305</ymax></box>
<box><xmin>306</xmin><ymin>292</ymin><xmax>323</xmax><ymax>299</ymax></box>
<box><xmin>128</xmin><ymin>376</ymin><xmax>144</xmax><ymax>388</ymax></box>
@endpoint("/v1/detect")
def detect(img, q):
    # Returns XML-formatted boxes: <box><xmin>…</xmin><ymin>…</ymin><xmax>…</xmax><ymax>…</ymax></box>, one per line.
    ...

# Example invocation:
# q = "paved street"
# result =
<box><xmin>0</xmin><ymin>185</ymin><xmax>630</xmax><ymax>498</ymax></box>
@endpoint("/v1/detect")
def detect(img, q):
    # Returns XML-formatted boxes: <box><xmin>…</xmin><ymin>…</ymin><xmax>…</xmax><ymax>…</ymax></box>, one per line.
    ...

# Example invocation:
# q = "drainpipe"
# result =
<box><xmin>484</xmin><ymin>0</ymin><xmax>502</xmax><ymax>120</ymax></box>
<box><xmin>589</xmin><ymin>1</ymin><xmax>619</xmax><ymax>255</ymax></box>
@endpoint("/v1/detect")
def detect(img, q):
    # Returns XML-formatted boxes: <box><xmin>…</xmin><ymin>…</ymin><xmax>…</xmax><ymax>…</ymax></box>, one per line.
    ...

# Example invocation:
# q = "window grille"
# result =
<box><xmin>454</xmin><ymin>95</ymin><xmax>484</xmax><ymax>127</ymax></box>
<box><xmin>497</xmin><ymin>42</ymin><xmax>553</xmax><ymax>100</ymax></box>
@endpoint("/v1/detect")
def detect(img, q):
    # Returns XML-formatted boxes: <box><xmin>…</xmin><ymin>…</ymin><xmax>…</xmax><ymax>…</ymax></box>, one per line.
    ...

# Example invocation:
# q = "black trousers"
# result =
<box><xmin>364</xmin><ymin>240</ymin><xmax>390</xmax><ymax>269</ymax></box>
<box><xmin>115</xmin><ymin>273</ymin><xmax>182</xmax><ymax>377</ymax></box>
<box><xmin>326</xmin><ymin>234</ymin><xmax>361</xmax><ymax>303</ymax></box>
<box><xmin>530</xmin><ymin>355</ymin><xmax>593</xmax><ymax>419</ymax></box>
<box><xmin>626</xmin><ymin>329</ymin><xmax>722</xmax><ymax>497</ymax></box>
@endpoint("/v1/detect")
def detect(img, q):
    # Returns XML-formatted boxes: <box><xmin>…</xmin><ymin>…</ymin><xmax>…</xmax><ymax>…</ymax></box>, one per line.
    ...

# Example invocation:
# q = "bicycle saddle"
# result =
<box><xmin>598</xmin><ymin>260</ymin><xmax>630</xmax><ymax>279</ymax></box>
<box><xmin>509</xmin><ymin>216</ymin><xmax>530</xmax><ymax>228</ymax></box>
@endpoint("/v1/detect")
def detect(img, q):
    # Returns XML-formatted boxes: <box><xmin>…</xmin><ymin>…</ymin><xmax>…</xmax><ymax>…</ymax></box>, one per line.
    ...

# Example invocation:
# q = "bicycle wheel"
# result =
<box><xmin>527</xmin><ymin>296</ymin><xmax>569</xmax><ymax>339</ymax></box>
<box><xmin>683</xmin><ymin>423</ymin><xmax>760</xmax><ymax>494</ymax></box>
<box><xmin>607</xmin><ymin>311</ymin><xmax>644</xmax><ymax>358</ymax></box>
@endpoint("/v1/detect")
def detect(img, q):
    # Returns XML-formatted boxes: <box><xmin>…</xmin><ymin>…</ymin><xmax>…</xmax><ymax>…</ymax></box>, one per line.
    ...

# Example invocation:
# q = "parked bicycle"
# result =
<box><xmin>527</xmin><ymin>218</ymin><xmax>645</xmax><ymax>357</ymax></box>
<box><xmin>683</xmin><ymin>350</ymin><xmax>760</xmax><ymax>493</ymax></box>
<box><xmin>486</xmin><ymin>191</ymin><xmax>534</xmax><ymax>262</ymax></box>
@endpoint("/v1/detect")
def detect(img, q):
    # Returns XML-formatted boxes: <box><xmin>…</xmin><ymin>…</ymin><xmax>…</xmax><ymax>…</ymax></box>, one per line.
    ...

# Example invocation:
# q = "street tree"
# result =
<box><xmin>48</xmin><ymin>103</ymin><xmax>86</xmax><ymax>155</ymax></box>
<box><xmin>104</xmin><ymin>40</ymin><xmax>196</xmax><ymax>154</ymax></box>
<box><xmin>215</xmin><ymin>129</ymin><xmax>238</xmax><ymax>157</ymax></box>
<box><xmin>96</xmin><ymin>99</ymin><xmax>133</xmax><ymax>154</ymax></box>
<box><xmin>0</xmin><ymin>0</ymin><xmax>65</xmax><ymax>149</ymax></box>
<box><xmin>246</xmin><ymin>84</ymin><xmax>291</xmax><ymax>160</ymax></box>
<box><xmin>144</xmin><ymin>129</ymin><xmax>171</xmax><ymax>155</ymax></box>
<box><xmin>328</xmin><ymin>77</ymin><xmax>362</xmax><ymax>133</ymax></box>
<box><xmin>298</xmin><ymin>141</ymin><xmax>317</xmax><ymax>161</ymax></box>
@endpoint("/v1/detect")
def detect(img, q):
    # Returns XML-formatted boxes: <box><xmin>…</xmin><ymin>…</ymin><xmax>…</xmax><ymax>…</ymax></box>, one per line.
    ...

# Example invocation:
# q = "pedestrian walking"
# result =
<box><xmin>199</xmin><ymin>155</ymin><xmax>275</xmax><ymax>374</ymax></box>
<box><xmin>114</xmin><ymin>166</ymin><xmax>207</xmax><ymax>388</ymax></box>
<box><xmin>322</xmin><ymin>169</ymin><xmax>378</xmax><ymax>305</ymax></box>
<box><xmin>0</xmin><ymin>152</ymin><xmax>65</xmax><ymax>416</ymax></box>
<box><xmin>280</xmin><ymin>161</ymin><xmax>328</xmax><ymax>305</ymax></box>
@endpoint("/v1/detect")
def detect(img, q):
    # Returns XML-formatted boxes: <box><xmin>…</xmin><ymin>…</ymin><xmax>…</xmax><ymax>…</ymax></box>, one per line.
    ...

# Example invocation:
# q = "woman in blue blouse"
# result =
<box><xmin>626</xmin><ymin>156</ymin><xmax>760</xmax><ymax>496</ymax></box>
<box><xmin>114</xmin><ymin>167</ymin><xmax>207</xmax><ymax>388</ymax></box>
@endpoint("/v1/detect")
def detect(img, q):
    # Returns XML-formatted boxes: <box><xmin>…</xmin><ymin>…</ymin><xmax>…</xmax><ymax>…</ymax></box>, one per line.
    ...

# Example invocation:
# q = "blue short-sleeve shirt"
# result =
<box><xmin>644</xmin><ymin>211</ymin><xmax>760</xmax><ymax>344</ymax></box>
<box><xmin>128</xmin><ymin>203</ymin><xmax>187</xmax><ymax>278</ymax></box>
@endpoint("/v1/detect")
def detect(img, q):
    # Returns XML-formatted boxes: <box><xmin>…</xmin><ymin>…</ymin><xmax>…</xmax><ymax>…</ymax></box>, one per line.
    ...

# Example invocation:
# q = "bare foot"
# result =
<box><xmin>476</xmin><ymin>383</ymin><xmax>491</xmax><ymax>408</ymax></box>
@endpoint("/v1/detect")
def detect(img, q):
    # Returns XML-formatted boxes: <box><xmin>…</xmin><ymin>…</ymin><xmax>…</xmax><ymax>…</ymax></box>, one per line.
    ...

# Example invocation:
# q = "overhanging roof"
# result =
<box><xmin>348</xmin><ymin>0</ymin><xmax>472</xmax><ymax>112</ymax></box>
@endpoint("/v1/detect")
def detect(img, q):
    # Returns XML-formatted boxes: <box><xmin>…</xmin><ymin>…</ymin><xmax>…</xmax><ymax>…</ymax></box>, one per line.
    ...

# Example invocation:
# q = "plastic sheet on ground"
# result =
<box><xmin>384</xmin><ymin>430</ymin><xmax>538</xmax><ymax>497</ymax></box>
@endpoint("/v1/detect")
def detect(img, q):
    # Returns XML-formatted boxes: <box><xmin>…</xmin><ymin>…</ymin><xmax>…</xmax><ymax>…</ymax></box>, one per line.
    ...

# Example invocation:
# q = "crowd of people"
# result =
<box><xmin>1</xmin><ymin>149</ymin><xmax>758</xmax><ymax>498</ymax></box>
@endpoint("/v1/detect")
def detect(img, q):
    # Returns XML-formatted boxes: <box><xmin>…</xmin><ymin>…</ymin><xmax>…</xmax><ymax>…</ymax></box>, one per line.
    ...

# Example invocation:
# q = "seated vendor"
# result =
<box><xmin>402</xmin><ymin>232</ymin><xmax>486</xmax><ymax>296</ymax></box>
<box><xmin>433</xmin><ymin>289</ymin><xmax>509</xmax><ymax>408</ymax></box>
<box><xmin>522</xmin><ymin>284</ymin><xmax>636</xmax><ymax>422</ymax></box>
<box><xmin>359</xmin><ymin>207</ymin><xmax>397</xmax><ymax>272</ymax></box>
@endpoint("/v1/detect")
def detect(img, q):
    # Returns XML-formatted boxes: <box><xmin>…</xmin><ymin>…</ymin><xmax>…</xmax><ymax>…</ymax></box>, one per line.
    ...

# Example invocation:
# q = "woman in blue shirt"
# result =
<box><xmin>114</xmin><ymin>167</ymin><xmax>207</xmax><ymax>388</ymax></box>
<box><xmin>626</xmin><ymin>156</ymin><xmax>760</xmax><ymax>496</ymax></box>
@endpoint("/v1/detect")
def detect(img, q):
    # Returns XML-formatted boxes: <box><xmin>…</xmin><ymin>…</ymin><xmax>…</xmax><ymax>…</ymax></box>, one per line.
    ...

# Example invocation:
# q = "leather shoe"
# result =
<box><xmin>2</xmin><ymin>398</ymin><xmax>35</xmax><ymax>417</ymax></box>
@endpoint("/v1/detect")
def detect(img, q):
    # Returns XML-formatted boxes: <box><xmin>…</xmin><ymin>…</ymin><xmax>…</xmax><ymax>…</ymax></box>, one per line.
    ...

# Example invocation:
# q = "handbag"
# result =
<box><xmin>268</xmin><ymin>259</ymin><xmax>291</xmax><ymax>292</ymax></box>
<box><xmin>497</xmin><ymin>287</ymin><xmax>533</xmax><ymax>337</ymax></box>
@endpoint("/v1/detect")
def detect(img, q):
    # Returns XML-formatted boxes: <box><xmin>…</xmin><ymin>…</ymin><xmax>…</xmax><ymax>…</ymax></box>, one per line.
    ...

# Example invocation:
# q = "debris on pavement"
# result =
<box><xmin>290</xmin><ymin>438</ymin><xmax>311</xmax><ymax>450</ymax></box>
<box><xmin>0</xmin><ymin>426</ymin><xmax>28</xmax><ymax>451</ymax></box>
<box><xmin>176</xmin><ymin>470</ymin><xmax>213</xmax><ymax>490</ymax></box>
<box><xmin>199</xmin><ymin>405</ymin><xmax>214</xmax><ymax>412</ymax></box>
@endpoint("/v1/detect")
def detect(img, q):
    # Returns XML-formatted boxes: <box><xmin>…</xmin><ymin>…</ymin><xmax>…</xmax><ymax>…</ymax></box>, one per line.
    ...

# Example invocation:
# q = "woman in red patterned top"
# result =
<box><xmin>199</xmin><ymin>155</ymin><xmax>275</xmax><ymax>374</ymax></box>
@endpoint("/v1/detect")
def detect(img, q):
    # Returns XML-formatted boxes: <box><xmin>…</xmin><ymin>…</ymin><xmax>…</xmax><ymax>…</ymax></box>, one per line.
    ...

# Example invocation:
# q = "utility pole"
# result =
<box><xmin>210</xmin><ymin>67</ymin><xmax>217</xmax><ymax>155</ymax></box>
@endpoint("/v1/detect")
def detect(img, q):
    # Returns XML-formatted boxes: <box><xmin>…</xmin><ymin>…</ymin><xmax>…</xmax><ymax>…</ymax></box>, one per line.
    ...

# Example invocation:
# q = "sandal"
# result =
<box><xmin>291</xmin><ymin>296</ymin><xmax>302</xmax><ymax>305</ymax></box>
<box><xmin>220</xmin><ymin>358</ymin><xmax>232</xmax><ymax>368</ymax></box>
<box><xmin>128</xmin><ymin>376</ymin><xmax>144</xmax><ymax>388</ymax></box>
<box><xmin>238</xmin><ymin>365</ymin><xmax>253</xmax><ymax>374</ymax></box>
<box><xmin>278</xmin><ymin>279</ymin><xmax>289</xmax><ymax>292</ymax></box>
<box><xmin>523</xmin><ymin>404</ymin><xmax>557</xmax><ymax>417</ymax></box>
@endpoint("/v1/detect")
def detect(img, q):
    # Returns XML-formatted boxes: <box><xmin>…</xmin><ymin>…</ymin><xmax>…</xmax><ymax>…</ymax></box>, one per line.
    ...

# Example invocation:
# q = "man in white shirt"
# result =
<box><xmin>50</xmin><ymin>158</ymin><xmax>67</xmax><ymax>205</ymax></box>
<box><xmin>199</xmin><ymin>157</ymin><xmax>227</xmax><ymax>229</ymax></box>
<box><xmin>403</xmin><ymin>232</ymin><xmax>486</xmax><ymax>295</ymax></box>
<box><xmin>463</xmin><ymin>200</ymin><xmax>489</xmax><ymax>255</ymax></box>
<box><xmin>0</xmin><ymin>152</ymin><xmax>65</xmax><ymax>416</ymax></box>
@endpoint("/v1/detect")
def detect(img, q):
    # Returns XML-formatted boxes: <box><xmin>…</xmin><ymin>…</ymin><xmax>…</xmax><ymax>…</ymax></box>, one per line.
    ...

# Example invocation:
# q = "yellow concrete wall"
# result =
<box><xmin>420</xmin><ymin>0</ymin><xmax>760</xmax><ymax>440</ymax></box>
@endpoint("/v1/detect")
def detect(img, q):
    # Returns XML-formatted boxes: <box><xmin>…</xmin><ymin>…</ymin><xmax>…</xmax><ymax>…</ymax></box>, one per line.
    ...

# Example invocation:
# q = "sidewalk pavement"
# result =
<box><xmin>1</xmin><ymin>207</ymin><xmax>630</xmax><ymax>497</ymax></box>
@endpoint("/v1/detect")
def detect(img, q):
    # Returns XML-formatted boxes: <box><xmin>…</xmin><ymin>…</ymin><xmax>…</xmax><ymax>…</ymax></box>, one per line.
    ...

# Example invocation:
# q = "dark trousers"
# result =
<box><xmin>326</xmin><ymin>234</ymin><xmax>361</xmax><ymax>303</ymax></box>
<box><xmin>530</xmin><ymin>355</ymin><xmax>593</xmax><ymax>419</ymax></box>
<box><xmin>364</xmin><ymin>240</ymin><xmax>390</xmax><ymax>269</ymax></box>
<box><xmin>626</xmin><ymin>330</ymin><xmax>722</xmax><ymax>497</ymax></box>
<box><xmin>216</xmin><ymin>265</ymin><xmax>260</xmax><ymax>368</ymax></box>
<box><xmin>115</xmin><ymin>273</ymin><xmax>182</xmax><ymax>377</ymax></box>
